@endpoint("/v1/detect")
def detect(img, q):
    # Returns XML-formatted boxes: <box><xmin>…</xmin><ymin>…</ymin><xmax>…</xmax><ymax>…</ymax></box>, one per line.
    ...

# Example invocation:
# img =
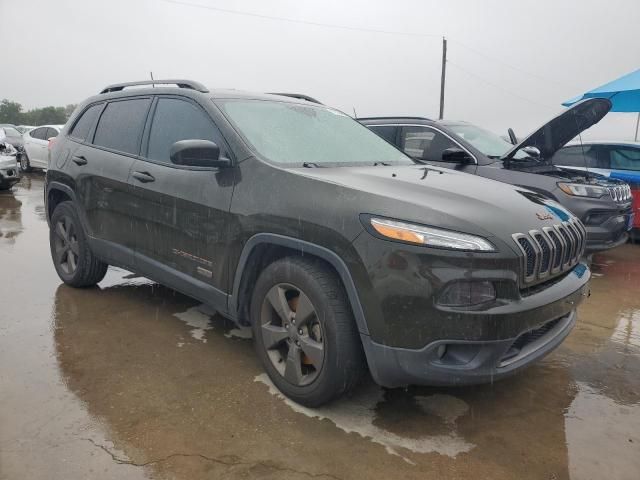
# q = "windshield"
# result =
<box><xmin>218</xmin><ymin>100</ymin><xmax>413</xmax><ymax>166</ymax></box>
<box><xmin>447</xmin><ymin>123</ymin><xmax>528</xmax><ymax>160</ymax></box>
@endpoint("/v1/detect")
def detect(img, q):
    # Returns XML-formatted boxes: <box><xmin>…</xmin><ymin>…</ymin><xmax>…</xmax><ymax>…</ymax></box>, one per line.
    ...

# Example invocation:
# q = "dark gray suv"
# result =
<box><xmin>360</xmin><ymin>99</ymin><xmax>633</xmax><ymax>253</ymax></box>
<box><xmin>46</xmin><ymin>79</ymin><xmax>590</xmax><ymax>405</ymax></box>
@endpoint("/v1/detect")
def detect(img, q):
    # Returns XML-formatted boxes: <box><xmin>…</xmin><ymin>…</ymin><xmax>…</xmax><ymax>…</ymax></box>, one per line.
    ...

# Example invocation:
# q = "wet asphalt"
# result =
<box><xmin>1</xmin><ymin>172</ymin><xmax>639</xmax><ymax>480</ymax></box>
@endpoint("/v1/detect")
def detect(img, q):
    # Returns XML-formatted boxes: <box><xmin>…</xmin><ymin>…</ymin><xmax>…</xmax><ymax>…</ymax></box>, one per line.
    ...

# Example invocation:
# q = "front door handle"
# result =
<box><xmin>132</xmin><ymin>171</ymin><xmax>155</xmax><ymax>183</ymax></box>
<box><xmin>72</xmin><ymin>155</ymin><xmax>87</xmax><ymax>166</ymax></box>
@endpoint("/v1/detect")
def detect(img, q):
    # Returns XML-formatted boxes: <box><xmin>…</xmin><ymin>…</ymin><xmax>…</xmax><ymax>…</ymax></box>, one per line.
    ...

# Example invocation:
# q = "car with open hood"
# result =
<box><xmin>360</xmin><ymin>98</ymin><xmax>633</xmax><ymax>253</ymax></box>
<box><xmin>46</xmin><ymin>79</ymin><xmax>590</xmax><ymax>405</ymax></box>
<box><xmin>551</xmin><ymin>140</ymin><xmax>640</xmax><ymax>233</ymax></box>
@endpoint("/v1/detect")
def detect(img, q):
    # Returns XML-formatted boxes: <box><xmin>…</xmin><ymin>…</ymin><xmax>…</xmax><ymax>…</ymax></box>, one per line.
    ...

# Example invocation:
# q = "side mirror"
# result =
<box><xmin>169</xmin><ymin>139</ymin><xmax>231</xmax><ymax>168</ymax></box>
<box><xmin>441</xmin><ymin>147</ymin><xmax>473</xmax><ymax>163</ymax></box>
<box><xmin>522</xmin><ymin>146</ymin><xmax>541</xmax><ymax>158</ymax></box>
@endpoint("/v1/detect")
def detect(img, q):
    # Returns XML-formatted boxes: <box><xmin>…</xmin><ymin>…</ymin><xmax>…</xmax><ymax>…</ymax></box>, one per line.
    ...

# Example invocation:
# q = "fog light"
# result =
<box><xmin>438</xmin><ymin>281</ymin><xmax>496</xmax><ymax>307</ymax></box>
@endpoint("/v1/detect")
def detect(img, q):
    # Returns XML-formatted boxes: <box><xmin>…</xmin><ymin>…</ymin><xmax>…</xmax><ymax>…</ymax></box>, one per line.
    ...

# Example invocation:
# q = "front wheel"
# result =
<box><xmin>49</xmin><ymin>201</ymin><xmax>108</xmax><ymax>287</ymax></box>
<box><xmin>19</xmin><ymin>152</ymin><xmax>31</xmax><ymax>172</ymax></box>
<box><xmin>251</xmin><ymin>257</ymin><xmax>365</xmax><ymax>407</ymax></box>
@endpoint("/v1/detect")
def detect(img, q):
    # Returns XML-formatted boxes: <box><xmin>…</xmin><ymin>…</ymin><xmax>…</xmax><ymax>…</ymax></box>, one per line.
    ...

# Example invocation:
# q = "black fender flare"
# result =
<box><xmin>45</xmin><ymin>181</ymin><xmax>92</xmax><ymax>235</ymax></box>
<box><xmin>228</xmin><ymin>233</ymin><xmax>370</xmax><ymax>336</ymax></box>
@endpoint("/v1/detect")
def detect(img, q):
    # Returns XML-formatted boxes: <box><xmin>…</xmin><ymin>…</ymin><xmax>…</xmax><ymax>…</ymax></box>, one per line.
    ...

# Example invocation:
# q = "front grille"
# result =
<box><xmin>512</xmin><ymin>218</ymin><xmax>586</xmax><ymax>285</ymax></box>
<box><xmin>608</xmin><ymin>184</ymin><xmax>632</xmax><ymax>203</ymax></box>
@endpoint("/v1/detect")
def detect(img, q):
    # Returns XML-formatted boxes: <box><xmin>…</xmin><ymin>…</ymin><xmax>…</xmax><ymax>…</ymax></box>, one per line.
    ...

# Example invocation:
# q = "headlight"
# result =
<box><xmin>368</xmin><ymin>217</ymin><xmax>496</xmax><ymax>251</ymax></box>
<box><xmin>558</xmin><ymin>182</ymin><xmax>607</xmax><ymax>198</ymax></box>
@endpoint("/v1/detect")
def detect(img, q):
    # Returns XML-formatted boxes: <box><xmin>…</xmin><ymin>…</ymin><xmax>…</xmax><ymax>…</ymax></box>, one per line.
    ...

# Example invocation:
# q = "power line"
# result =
<box><xmin>447</xmin><ymin>60</ymin><xmax>558</xmax><ymax>110</ymax></box>
<box><xmin>449</xmin><ymin>39</ymin><xmax>579</xmax><ymax>90</ymax></box>
<box><xmin>162</xmin><ymin>0</ymin><xmax>443</xmax><ymax>38</ymax></box>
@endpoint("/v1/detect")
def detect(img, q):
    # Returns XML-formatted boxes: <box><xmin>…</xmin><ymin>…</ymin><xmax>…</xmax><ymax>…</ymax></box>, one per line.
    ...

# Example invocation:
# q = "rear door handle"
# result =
<box><xmin>132</xmin><ymin>171</ymin><xmax>155</xmax><ymax>183</ymax></box>
<box><xmin>72</xmin><ymin>155</ymin><xmax>87</xmax><ymax>166</ymax></box>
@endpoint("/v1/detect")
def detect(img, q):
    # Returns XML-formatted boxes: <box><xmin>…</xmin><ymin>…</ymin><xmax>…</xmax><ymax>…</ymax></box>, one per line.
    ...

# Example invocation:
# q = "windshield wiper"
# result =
<box><xmin>373</xmin><ymin>161</ymin><xmax>391</xmax><ymax>166</ymax></box>
<box><xmin>302</xmin><ymin>162</ymin><xmax>322</xmax><ymax>168</ymax></box>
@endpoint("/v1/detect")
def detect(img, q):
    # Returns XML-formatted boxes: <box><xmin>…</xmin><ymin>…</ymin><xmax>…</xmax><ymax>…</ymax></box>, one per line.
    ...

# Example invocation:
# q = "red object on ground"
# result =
<box><xmin>632</xmin><ymin>186</ymin><xmax>640</xmax><ymax>229</ymax></box>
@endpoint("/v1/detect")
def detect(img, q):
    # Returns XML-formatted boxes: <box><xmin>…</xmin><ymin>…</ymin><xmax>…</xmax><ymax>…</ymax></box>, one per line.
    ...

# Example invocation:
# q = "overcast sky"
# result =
<box><xmin>1</xmin><ymin>0</ymin><xmax>639</xmax><ymax>139</ymax></box>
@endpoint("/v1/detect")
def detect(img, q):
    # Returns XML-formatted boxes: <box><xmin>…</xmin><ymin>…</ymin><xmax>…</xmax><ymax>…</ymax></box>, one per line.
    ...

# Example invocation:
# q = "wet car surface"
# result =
<box><xmin>1</xmin><ymin>173</ymin><xmax>639</xmax><ymax>480</ymax></box>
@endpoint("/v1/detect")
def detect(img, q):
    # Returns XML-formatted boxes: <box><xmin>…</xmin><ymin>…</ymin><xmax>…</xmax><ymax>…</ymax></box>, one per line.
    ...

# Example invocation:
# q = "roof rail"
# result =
<box><xmin>267</xmin><ymin>93</ymin><xmax>323</xmax><ymax>104</ymax></box>
<box><xmin>100</xmin><ymin>79</ymin><xmax>209</xmax><ymax>94</ymax></box>
<box><xmin>357</xmin><ymin>116</ymin><xmax>432</xmax><ymax>121</ymax></box>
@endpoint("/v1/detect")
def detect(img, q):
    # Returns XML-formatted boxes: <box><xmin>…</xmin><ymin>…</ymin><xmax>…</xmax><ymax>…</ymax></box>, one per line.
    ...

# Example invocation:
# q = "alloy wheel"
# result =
<box><xmin>260</xmin><ymin>283</ymin><xmax>325</xmax><ymax>386</ymax></box>
<box><xmin>53</xmin><ymin>216</ymin><xmax>80</xmax><ymax>275</ymax></box>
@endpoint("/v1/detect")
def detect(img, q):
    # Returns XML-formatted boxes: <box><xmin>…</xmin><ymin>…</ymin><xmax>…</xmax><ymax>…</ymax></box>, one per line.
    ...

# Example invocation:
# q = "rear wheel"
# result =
<box><xmin>251</xmin><ymin>257</ymin><xmax>365</xmax><ymax>406</ymax></box>
<box><xmin>49</xmin><ymin>201</ymin><xmax>108</xmax><ymax>287</ymax></box>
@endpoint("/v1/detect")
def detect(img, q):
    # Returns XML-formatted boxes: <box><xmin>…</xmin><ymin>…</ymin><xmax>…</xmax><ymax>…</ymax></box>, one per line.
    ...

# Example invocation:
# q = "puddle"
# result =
<box><xmin>255</xmin><ymin>373</ymin><xmax>474</xmax><ymax>461</ymax></box>
<box><xmin>224</xmin><ymin>327</ymin><xmax>253</xmax><ymax>339</ymax></box>
<box><xmin>566</xmin><ymin>382</ymin><xmax>640</xmax><ymax>480</ymax></box>
<box><xmin>173</xmin><ymin>306</ymin><xmax>214</xmax><ymax>342</ymax></box>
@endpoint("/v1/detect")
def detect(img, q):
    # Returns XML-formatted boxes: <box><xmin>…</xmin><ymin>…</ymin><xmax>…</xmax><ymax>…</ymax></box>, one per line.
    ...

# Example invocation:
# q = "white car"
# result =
<box><xmin>20</xmin><ymin>124</ymin><xmax>64</xmax><ymax>172</ymax></box>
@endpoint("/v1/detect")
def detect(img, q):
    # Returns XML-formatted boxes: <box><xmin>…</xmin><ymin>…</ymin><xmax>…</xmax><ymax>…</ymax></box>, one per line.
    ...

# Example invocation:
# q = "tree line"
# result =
<box><xmin>0</xmin><ymin>99</ymin><xmax>76</xmax><ymax>126</ymax></box>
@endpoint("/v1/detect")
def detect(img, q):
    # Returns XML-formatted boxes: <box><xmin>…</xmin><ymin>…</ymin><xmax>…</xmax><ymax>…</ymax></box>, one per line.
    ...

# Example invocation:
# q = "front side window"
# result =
<box><xmin>609</xmin><ymin>147</ymin><xmax>640</xmax><ymax>171</ymax></box>
<box><xmin>93</xmin><ymin>98</ymin><xmax>151</xmax><ymax>155</ymax></box>
<box><xmin>45</xmin><ymin>127</ymin><xmax>59</xmax><ymax>139</ymax></box>
<box><xmin>218</xmin><ymin>100</ymin><xmax>412</xmax><ymax>166</ymax></box>
<box><xmin>401</xmin><ymin>127</ymin><xmax>436</xmax><ymax>159</ymax></box>
<box><xmin>70</xmin><ymin>104</ymin><xmax>103</xmax><ymax>141</ymax></box>
<box><xmin>147</xmin><ymin>98</ymin><xmax>226</xmax><ymax>163</ymax></box>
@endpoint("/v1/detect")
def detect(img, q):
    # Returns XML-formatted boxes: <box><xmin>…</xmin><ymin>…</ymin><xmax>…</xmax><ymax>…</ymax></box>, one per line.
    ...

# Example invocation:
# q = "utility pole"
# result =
<box><xmin>439</xmin><ymin>37</ymin><xmax>447</xmax><ymax>120</ymax></box>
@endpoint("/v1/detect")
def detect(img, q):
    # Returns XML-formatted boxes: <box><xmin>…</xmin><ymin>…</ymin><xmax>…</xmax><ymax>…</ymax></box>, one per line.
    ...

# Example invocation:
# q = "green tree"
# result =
<box><xmin>0</xmin><ymin>99</ymin><xmax>24</xmax><ymax>124</ymax></box>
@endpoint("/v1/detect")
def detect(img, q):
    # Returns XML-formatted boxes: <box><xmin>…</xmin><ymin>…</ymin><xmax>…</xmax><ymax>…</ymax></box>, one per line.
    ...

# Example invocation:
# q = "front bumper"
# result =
<box><xmin>359</xmin><ymin>263</ymin><xmax>590</xmax><ymax>388</ymax></box>
<box><xmin>583</xmin><ymin>210</ymin><xmax>632</xmax><ymax>252</ymax></box>
<box><xmin>0</xmin><ymin>155</ymin><xmax>19</xmax><ymax>188</ymax></box>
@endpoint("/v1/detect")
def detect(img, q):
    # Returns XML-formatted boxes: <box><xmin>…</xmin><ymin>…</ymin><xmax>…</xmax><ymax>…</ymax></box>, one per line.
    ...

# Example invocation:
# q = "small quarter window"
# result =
<box><xmin>69</xmin><ymin>104</ymin><xmax>102</xmax><ymax>141</ymax></box>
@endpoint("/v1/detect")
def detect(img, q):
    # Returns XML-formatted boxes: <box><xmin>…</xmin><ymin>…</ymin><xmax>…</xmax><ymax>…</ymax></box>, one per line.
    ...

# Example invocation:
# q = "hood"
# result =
<box><xmin>501</xmin><ymin>98</ymin><xmax>611</xmax><ymax>161</ymax></box>
<box><xmin>294</xmin><ymin>165</ymin><xmax>577</xmax><ymax>243</ymax></box>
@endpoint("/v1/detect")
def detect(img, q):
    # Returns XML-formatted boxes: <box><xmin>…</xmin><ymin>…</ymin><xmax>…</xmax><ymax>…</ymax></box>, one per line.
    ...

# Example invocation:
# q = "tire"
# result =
<box><xmin>19</xmin><ymin>152</ymin><xmax>31</xmax><ymax>173</ymax></box>
<box><xmin>251</xmin><ymin>257</ymin><xmax>365</xmax><ymax>407</ymax></box>
<box><xmin>49</xmin><ymin>201</ymin><xmax>108</xmax><ymax>287</ymax></box>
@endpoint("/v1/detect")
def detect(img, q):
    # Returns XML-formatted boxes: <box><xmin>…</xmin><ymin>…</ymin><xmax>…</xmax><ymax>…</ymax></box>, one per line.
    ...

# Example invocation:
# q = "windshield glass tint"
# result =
<box><xmin>219</xmin><ymin>100</ymin><xmax>412</xmax><ymax>166</ymax></box>
<box><xmin>447</xmin><ymin>124</ymin><xmax>527</xmax><ymax>159</ymax></box>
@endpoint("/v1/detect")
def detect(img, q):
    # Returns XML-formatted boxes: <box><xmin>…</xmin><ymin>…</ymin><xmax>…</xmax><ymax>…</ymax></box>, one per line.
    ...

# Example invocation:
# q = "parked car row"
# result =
<box><xmin>0</xmin><ymin>123</ymin><xmax>65</xmax><ymax>175</ymax></box>
<box><xmin>45</xmin><ymin>79</ymin><xmax>599</xmax><ymax>406</ymax></box>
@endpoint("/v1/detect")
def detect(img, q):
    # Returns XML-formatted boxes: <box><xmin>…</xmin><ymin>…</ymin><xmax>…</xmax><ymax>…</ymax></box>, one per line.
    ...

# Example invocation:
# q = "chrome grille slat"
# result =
<box><xmin>513</xmin><ymin>218</ymin><xmax>586</xmax><ymax>286</ymax></box>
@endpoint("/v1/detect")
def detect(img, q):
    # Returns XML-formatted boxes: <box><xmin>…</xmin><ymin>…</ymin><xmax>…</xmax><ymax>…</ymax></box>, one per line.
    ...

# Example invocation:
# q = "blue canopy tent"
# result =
<box><xmin>562</xmin><ymin>68</ymin><xmax>640</xmax><ymax>140</ymax></box>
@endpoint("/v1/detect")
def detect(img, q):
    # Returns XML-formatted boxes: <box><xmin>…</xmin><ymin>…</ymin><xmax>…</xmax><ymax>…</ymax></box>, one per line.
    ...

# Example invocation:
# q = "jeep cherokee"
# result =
<box><xmin>360</xmin><ymin>99</ymin><xmax>633</xmax><ymax>253</ymax></box>
<box><xmin>46</xmin><ymin>79</ymin><xmax>590</xmax><ymax>406</ymax></box>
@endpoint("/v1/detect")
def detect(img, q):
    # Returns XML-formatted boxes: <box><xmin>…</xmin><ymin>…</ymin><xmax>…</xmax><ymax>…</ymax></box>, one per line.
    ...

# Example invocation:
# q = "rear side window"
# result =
<box><xmin>93</xmin><ymin>98</ymin><xmax>151</xmax><ymax>155</ymax></box>
<box><xmin>146</xmin><ymin>97</ymin><xmax>226</xmax><ymax>163</ymax></box>
<box><xmin>45</xmin><ymin>127</ymin><xmax>58</xmax><ymax>139</ymax></box>
<box><xmin>369</xmin><ymin>126</ymin><xmax>398</xmax><ymax>145</ymax></box>
<box><xmin>69</xmin><ymin>104</ymin><xmax>102</xmax><ymax>141</ymax></box>
<box><xmin>30</xmin><ymin>127</ymin><xmax>47</xmax><ymax>140</ymax></box>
